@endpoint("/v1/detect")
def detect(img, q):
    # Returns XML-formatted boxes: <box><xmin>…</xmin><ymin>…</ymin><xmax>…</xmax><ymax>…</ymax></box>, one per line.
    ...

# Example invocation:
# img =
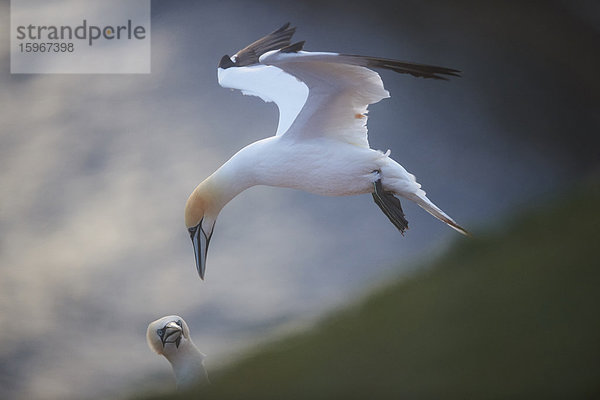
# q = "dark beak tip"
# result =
<box><xmin>196</xmin><ymin>256</ymin><xmax>206</xmax><ymax>280</ymax></box>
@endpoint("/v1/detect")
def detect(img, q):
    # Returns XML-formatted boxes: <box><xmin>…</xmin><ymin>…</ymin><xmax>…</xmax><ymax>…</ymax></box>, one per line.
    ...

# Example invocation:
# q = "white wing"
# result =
<box><xmin>217</xmin><ymin>51</ymin><xmax>388</xmax><ymax>147</ymax></box>
<box><xmin>260</xmin><ymin>50</ymin><xmax>391</xmax><ymax>148</ymax></box>
<box><xmin>216</xmin><ymin>24</ymin><xmax>459</xmax><ymax>143</ymax></box>
<box><xmin>217</xmin><ymin>64</ymin><xmax>309</xmax><ymax>136</ymax></box>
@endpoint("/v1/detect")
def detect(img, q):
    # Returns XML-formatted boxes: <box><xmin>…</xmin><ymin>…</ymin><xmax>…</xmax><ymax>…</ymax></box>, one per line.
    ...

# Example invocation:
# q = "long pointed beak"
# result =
<box><xmin>190</xmin><ymin>220</ymin><xmax>213</xmax><ymax>280</ymax></box>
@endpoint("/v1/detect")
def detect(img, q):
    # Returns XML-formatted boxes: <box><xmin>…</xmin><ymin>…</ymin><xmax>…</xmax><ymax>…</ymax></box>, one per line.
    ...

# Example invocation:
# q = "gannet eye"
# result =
<box><xmin>157</xmin><ymin>328</ymin><xmax>164</xmax><ymax>337</ymax></box>
<box><xmin>176</xmin><ymin>320</ymin><xmax>182</xmax><ymax>327</ymax></box>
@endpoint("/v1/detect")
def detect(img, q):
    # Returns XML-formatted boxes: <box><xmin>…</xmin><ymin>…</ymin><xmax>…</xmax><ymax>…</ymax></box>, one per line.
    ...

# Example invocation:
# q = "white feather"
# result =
<box><xmin>218</xmin><ymin>65</ymin><xmax>308</xmax><ymax>136</ymax></box>
<box><xmin>260</xmin><ymin>50</ymin><xmax>389</xmax><ymax>148</ymax></box>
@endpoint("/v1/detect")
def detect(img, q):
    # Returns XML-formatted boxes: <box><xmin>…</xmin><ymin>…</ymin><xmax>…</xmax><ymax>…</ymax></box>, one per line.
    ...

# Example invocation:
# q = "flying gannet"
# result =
<box><xmin>185</xmin><ymin>23</ymin><xmax>468</xmax><ymax>279</ymax></box>
<box><xmin>147</xmin><ymin>315</ymin><xmax>209</xmax><ymax>389</ymax></box>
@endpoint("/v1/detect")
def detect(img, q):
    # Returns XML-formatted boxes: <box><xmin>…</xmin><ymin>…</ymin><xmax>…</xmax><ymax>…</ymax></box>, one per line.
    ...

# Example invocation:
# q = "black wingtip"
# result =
<box><xmin>233</xmin><ymin>23</ymin><xmax>297</xmax><ymax>67</ymax></box>
<box><xmin>274</xmin><ymin>22</ymin><xmax>291</xmax><ymax>33</ymax></box>
<box><xmin>358</xmin><ymin>56</ymin><xmax>461</xmax><ymax>80</ymax></box>
<box><xmin>218</xmin><ymin>54</ymin><xmax>235</xmax><ymax>69</ymax></box>
<box><xmin>281</xmin><ymin>40</ymin><xmax>305</xmax><ymax>53</ymax></box>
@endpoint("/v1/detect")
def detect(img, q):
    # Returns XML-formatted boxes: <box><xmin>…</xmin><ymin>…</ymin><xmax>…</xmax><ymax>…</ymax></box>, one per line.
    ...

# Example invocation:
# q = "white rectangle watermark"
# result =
<box><xmin>11</xmin><ymin>0</ymin><xmax>151</xmax><ymax>74</ymax></box>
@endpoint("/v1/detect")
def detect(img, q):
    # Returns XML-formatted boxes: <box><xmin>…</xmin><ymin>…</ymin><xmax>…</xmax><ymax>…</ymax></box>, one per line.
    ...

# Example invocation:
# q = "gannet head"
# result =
<box><xmin>147</xmin><ymin>315</ymin><xmax>190</xmax><ymax>356</ymax></box>
<box><xmin>147</xmin><ymin>315</ymin><xmax>209</xmax><ymax>389</ymax></box>
<box><xmin>185</xmin><ymin>181</ymin><xmax>218</xmax><ymax>280</ymax></box>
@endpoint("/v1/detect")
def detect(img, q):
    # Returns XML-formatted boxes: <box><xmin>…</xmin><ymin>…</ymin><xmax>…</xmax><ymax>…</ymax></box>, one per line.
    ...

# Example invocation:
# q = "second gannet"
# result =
<box><xmin>147</xmin><ymin>315</ymin><xmax>209</xmax><ymax>389</ymax></box>
<box><xmin>186</xmin><ymin>23</ymin><xmax>468</xmax><ymax>279</ymax></box>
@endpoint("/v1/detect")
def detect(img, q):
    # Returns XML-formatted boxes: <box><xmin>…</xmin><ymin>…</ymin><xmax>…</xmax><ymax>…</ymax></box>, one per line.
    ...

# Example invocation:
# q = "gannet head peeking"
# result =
<box><xmin>147</xmin><ymin>315</ymin><xmax>209</xmax><ymax>389</ymax></box>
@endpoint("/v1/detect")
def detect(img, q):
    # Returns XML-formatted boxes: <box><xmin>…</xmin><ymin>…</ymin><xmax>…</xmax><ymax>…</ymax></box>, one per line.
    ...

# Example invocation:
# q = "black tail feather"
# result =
<box><xmin>372</xmin><ymin>179</ymin><xmax>409</xmax><ymax>234</ymax></box>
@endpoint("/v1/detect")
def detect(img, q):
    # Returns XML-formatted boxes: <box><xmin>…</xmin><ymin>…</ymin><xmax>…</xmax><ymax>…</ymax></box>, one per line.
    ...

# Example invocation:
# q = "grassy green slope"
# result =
<box><xmin>150</xmin><ymin>184</ymin><xmax>600</xmax><ymax>400</ymax></box>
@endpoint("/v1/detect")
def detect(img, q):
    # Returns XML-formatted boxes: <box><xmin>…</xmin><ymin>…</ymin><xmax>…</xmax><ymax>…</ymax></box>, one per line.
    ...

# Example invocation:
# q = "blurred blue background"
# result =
<box><xmin>1</xmin><ymin>1</ymin><xmax>598</xmax><ymax>399</ymax></box>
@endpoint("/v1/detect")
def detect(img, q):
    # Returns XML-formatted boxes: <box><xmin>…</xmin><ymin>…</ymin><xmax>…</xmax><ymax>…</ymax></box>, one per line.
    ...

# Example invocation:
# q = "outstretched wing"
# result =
<box><xmin>217</xmin><ymin>24</ymin><xmax>460</xmax><ymax>143</ymax></box>
<box><xmin>259</xmin><ymin>49</ymin><xmax>459</xmax><ymax>147</ymax></box>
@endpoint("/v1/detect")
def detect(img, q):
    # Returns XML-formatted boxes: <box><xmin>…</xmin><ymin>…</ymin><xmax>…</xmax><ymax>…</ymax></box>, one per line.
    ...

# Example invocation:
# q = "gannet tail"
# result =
<box><xmin>405</xmin><ymin>191</ymin><xmax>470</xmax><ymax>236</ymax></box>
<box><xmin>378</xmin><ymin>156</ymin><xmax>470</xmax><ymax>236</ymax></box>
